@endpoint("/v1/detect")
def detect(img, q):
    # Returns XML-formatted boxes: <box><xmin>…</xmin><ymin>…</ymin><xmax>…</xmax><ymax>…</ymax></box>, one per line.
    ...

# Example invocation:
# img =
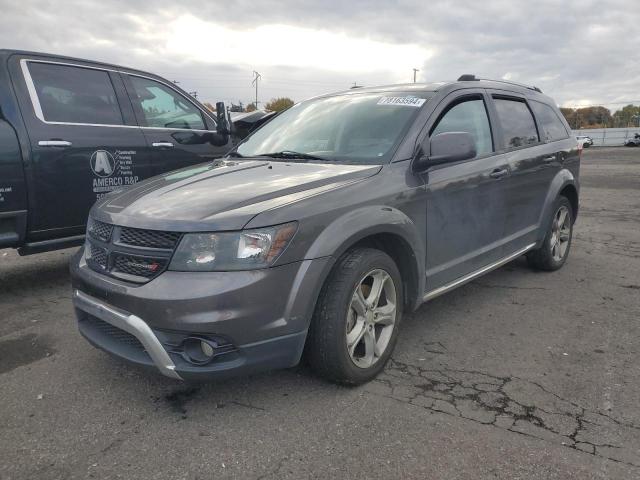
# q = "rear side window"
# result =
<box><xmin>493</xmin><ymin>98</ymin><xmax>539</xmax><ymax>149</ymax></box>
<box><xmin>530</xmin><ymin>101</ymin><xmax>569</xmax><ymax>141</ymax></box>
<box><xmin>128</xmin><ymin>76</ymin><xmax>206</xmax><ymax>130</ymax></box>
<box><xmin>431</xmin><ymin>98</ymin><xmax>493</xmax><ymax>156</ymax></box>
<box><xmin>27</xmin><ymin>62</ymin><xmax>123</xmax><ymax>125</ymax></box>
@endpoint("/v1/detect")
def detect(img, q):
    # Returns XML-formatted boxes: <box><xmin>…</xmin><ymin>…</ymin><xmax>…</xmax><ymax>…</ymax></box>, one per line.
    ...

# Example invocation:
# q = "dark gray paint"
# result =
<box><xmin>69</xmin><ymin>78</ymin><xmax>581</xmax><ymax>380</ymax></box>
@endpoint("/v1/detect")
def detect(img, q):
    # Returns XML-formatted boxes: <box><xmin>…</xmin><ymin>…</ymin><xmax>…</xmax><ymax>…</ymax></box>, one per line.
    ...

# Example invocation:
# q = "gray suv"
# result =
<box><xmin>71</xmin><ymin>76</ymin><xmax>580</xmax><ymax>385</ymax></box>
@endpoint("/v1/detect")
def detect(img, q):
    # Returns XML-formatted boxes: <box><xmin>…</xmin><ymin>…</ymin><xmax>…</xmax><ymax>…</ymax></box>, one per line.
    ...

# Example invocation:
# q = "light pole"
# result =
<box><xmin>413</xmin><ymin>68</ymin><xmax>419</xmax><ymax>83</ymax></box>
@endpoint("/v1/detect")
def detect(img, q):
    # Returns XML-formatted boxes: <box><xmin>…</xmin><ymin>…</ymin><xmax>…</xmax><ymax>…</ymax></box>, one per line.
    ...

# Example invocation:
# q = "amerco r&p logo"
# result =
<box><xmin>90</xmin><ymin>150</ymin><xmax>116</xmax><ymax>177</ymax></box>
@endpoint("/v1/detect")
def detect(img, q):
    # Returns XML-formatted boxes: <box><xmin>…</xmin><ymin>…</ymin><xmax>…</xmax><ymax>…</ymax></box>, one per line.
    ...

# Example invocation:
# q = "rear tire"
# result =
<box><xmin>527</xmin><ymin>196</ymin><xmax>573</xmax><ymax>271</ymax></box>
<box><xmin>307</xmin><ymin>247</ymin><xmax>403</xmax><ymax>385</ymax></box>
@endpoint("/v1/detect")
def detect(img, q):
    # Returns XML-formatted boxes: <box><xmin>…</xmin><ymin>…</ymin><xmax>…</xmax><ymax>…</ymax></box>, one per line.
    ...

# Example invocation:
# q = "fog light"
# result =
<box><xmin>201</xmin><ymin>340</ymin><xmax>214</xmax><ymax>358</ymax></box>
<box><xmin>182</xmin><ymin>337</ymin><xmax>218</xmax><ymax>365</ymax></box>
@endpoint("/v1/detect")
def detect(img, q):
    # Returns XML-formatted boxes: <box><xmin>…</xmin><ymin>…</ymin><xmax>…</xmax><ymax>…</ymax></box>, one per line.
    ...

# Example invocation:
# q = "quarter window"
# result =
<box><xmin>530</xmin><ymin>101</ymin><xmax>569</xmax><ymax>141</ymax></box>
<box><xmin>431</xmin><ymin>98</ymin><xmax>493</xmax><ymax>156</ymax></box>
<box><xmin>129</xmin><ymin>76</ymin><xmax>206</xmax><ymax>130</ymax></box>
<box><xmin>493</xmin><ymin>98</ymin><xmax>539</xmax><ymax>149</ymax></box>
<box><xmin>27</xmin><ymin>62</ymin><xmax>123</xmax><ymax>125</ymax></box>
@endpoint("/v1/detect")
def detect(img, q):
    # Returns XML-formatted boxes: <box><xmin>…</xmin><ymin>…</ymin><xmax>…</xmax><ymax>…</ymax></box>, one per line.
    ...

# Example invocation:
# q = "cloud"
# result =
<box><xmin>1</xmin><ymin>0</ymin><xmax>639</xmax><ymax>110</ymax></box>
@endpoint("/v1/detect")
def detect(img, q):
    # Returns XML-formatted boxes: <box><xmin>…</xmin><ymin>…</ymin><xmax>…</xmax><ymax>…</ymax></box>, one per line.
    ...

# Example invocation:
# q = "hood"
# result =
<box><xmin>92</xmin><ymin>159</ymin><xmax>381</xmax><ymax>231</ymax></box>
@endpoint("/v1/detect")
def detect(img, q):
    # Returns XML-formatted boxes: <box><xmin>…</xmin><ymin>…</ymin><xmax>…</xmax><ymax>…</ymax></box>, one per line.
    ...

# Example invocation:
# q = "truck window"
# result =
<box><xmin>530</xmin><ymin>100</ymin><xmax>569</xmax><ymax>141</ymax></box>
<box><xmin>128</xmin><ymin>76</ymin><xmax>206</xmax><ymax>130</ymax></box>
<box><xmin>27</xmin><ymin>62</ymin><xmax>124</xmax><ymax>125</ymax></box>
<box><xmin>492</xmin><ymin>97</ymin><xmax>540</xmax><ymax>149</ymax></box>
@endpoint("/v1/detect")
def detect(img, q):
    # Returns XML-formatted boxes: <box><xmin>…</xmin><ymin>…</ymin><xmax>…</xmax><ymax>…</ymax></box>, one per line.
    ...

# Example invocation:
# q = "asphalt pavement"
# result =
<box><xmin>1</xmin><ymin>147</ymin><xmax>639</xmax><ymax>479</ymax></box>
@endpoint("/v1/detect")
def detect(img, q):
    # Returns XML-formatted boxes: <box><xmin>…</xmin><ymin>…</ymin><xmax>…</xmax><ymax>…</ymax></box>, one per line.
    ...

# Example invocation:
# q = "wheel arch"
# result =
<box><xmin>303</xmin><ymin>206</ymin><xmax>425</xmax><ymax>314</ymax></box>
<box><xmin>536</xmin><ymin>169</ymin><xmax>579</xmax><ymax>248</ymax></box>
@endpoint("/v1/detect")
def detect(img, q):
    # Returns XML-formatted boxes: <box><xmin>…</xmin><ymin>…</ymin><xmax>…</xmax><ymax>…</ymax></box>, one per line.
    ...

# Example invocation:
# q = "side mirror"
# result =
<box><xmin>216</xmin><ymin>101</ymin><xmax>231</xmax><ymax>136</ymax></box>
<box><xmin>413</xmin><ymin>132</ymin><xmax>477</xmax><ymax>172</ymax></box>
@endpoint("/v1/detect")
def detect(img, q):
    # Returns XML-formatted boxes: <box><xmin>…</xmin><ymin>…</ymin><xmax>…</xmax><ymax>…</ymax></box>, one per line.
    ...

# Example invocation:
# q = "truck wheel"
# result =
<box><xmin>307</xmin><ymin>247</ymin><xmax>403</xmax><ymax>385</ymax></box>
<box><xmin>527</xmin><ymin>196</ymin><xmax>573</xmax><ymax>271</ymax></box>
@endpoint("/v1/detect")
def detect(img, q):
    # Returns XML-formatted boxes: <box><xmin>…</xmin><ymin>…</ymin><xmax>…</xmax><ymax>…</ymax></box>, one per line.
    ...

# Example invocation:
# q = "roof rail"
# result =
<box><xmin>477</xmin><ymin>77</ymin><xmax>543</xmax><ymax>93</ymax></box>
<box><xmin>456</xmin><ymin>74</ymin><xmax>542</xmax><ymax>93</ymax></box>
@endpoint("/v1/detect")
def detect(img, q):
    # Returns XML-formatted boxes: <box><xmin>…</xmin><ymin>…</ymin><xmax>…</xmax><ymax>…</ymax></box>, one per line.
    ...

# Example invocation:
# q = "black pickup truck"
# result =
<box><xmin>0</xmin><ymin>50</ymin><xmax>252</xmax><ymax>255</ymax></box>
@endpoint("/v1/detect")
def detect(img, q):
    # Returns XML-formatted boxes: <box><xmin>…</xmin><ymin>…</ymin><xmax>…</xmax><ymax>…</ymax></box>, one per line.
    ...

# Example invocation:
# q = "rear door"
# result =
<box><xmin>9</xmin><ymin>57</ymin><xmax>151</xmax><ymax>237</ymax></box>
<box><xmin>422</xmin><ymin>90</ymin><xmax>510</xmax><ymax>290</ymax></box>
<box><xmin>487</xmin><ymin>92</ymin><xmax>561</xmax><ymax>253</ymax></box>
<box><xmin>122</xmin><ymin>73</ymin><xmax>231</xmax><ymax>175</ymax></box>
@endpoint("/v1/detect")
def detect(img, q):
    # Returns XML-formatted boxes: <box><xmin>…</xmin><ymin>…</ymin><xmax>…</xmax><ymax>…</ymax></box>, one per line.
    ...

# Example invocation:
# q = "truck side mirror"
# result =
<box><xmin>216</xmin><ymin>102</ymin><xmax>231</xmax><ymax>136</ymax></box>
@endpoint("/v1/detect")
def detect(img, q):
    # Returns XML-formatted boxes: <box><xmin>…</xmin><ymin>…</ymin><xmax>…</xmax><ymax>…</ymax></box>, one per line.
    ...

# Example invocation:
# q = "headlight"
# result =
<box><xmin>168</xmin><ymin>222</ymin><xmax>297</xmax><ymax>271</ymax></box>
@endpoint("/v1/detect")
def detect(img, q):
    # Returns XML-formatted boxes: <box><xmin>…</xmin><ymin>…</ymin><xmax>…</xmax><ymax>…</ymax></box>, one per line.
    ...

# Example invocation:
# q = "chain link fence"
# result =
<box><xmin>572</xmin><ymin>128</ymin><xmax>640</xmax><ymax>147</ymax></box>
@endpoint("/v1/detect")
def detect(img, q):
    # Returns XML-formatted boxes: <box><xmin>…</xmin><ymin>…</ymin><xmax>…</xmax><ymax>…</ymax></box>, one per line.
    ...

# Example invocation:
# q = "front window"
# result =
<box><xmin>128</xmin><ymin>76</ymin><xmax>206</xmax><ymax>130</ymax></box>
<box><xmin>236</xmin><ymin>91</ymin><xmax>432</xmax><ymax>164</ymax></box>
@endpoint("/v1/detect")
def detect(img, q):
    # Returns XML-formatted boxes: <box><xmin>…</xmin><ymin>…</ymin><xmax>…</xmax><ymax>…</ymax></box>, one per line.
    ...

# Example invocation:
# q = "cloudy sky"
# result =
<box><xmin>2</xmin><ymin>0</ymin><xmax>639</xmax><ymax>111</ymax></box>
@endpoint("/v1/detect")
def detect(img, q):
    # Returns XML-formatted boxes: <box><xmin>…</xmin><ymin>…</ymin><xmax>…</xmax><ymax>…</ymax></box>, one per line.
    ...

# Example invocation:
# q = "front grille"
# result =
<box><xmin>113</xmin><ymin>254</ymin><xmax>168</xmax><ymax>278</ymax></box>
<box><xmin>85</xmin><ymin>218</ymin><xmax>178</xmax><ymax>284</ymax></box>
<box><xmin>84</xmin><ymin>314</ymin><xmax>145</xmax><ymax>350</ymax></box>
<box><xmin>88</xmin><ymin>219</ymin><xmax>113</xmax><ymax>242</ymax></box>
<box><xmin>119</xmin><ymin>227</ymin><xmax>181</xmax><ymax>249</ymax></box>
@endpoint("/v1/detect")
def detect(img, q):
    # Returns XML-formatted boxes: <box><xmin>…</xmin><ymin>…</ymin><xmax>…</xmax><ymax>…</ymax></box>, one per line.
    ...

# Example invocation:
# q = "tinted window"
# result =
<box><xmin>530</xmin><ymin>101</ymin><xmax>569</xmax><ymax>141</ymax></box>
<box><xmin>493</xmin><ymin>98</ymin><xmax>539</xmax><ymax>149</ymax></box>
<box><xmin>129</xmin><ymin>76</ymin><xmax>205</xmax><ymax>130</ymax></box>
<box><xmin>28</xmin><ymin>62</ymin><xmax>123</xmax><ymax>125</ymax></box>
<box><xmin>432</xmin><ymin>98</ymin><xmax>493</xmax><ymax>156</ymax></box>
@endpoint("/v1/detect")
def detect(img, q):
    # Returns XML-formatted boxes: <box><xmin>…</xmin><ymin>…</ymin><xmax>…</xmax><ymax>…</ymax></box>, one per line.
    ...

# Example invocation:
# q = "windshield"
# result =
<box><xmin>236</xmin><ymin>91</ymin><xmax>432</xmax><ymax>164</ymax></box>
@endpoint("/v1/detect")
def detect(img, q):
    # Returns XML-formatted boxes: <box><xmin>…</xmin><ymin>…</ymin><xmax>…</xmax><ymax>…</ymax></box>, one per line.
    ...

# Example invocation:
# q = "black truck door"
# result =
<box><xmin>122</xmin><ymin>73</ymin><xmax>231</xmax><ymax>175</ymax></box>
<box><xmin>0</xmin><ymin>110</ymin><xmax>28</xmax><ymax>248</ymax></box>
<box><xmin>10</xmin><ymin>57</ymin><xmax>151</xmax><ymax>239</ymax></box>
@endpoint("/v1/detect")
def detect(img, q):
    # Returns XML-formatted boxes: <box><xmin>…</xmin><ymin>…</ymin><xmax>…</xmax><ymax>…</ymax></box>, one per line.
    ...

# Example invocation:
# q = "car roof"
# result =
<box><xmin>313</xmin><ymin>77</ymin><xmax>555</xmax><ymax>104</ymax></box>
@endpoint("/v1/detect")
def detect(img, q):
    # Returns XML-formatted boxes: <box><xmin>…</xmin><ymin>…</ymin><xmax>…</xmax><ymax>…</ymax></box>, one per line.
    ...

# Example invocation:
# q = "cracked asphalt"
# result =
<box><xmin>1</xmin><ymin>147</ymin><xmax>639</xmax><ymax>479</ymax></box>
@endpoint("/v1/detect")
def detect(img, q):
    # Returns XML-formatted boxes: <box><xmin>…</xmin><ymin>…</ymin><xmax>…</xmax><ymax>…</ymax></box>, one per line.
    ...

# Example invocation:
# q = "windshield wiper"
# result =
<box><xmin>256</xmin><ymin>150</ymin><xmax>326</xmax><ymax>162</ymax></box>
<box><xmin>226</xmin><ymin>151</ymin><xmax>244</xmax><ymax>158</ymax></box>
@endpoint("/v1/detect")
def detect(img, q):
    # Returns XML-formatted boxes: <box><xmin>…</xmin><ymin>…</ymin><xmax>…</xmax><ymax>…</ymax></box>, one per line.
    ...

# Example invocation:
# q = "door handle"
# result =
<box><xmin>152</xmin><ymin>142</ymin><xmax>174</xmax><ymax>148</ymax></box>
<box><xmin>543</xmin><ymin>155</ymin><xmax>556</xmax><ymax>162</ymax></box>
<box><xmin>38</xmin><ymin>140</ymin><xmax>72</xmax><ymax>147</ymax></box>
<box><xmin>489</xmin><ymin>168</ymin><xmax>509</xmax><ymax>179</ymax></box>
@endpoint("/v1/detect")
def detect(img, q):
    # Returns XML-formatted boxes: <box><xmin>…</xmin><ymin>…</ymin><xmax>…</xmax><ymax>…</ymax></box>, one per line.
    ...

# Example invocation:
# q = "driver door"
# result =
<box><xmin>122</xmin><ymin>73</ymin><xmax>231</xmax><ymax>175</ymax></box>
<box><xmin>422</xmin><ymin>91</ymin><xmax>510</xmax><ymax>291</ymax></box>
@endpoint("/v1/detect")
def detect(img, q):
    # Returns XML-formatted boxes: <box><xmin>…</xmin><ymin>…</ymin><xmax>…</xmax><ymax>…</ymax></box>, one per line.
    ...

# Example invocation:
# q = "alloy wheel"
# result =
<box><xmin>345</xmin><ymin>269</ymin><xmax>397</xmax><ymax>369</ymax></box>
<box><xmin>550</xmin><ymin>205</ymin><xmax>571</xmax><ymax>262</ymax></box>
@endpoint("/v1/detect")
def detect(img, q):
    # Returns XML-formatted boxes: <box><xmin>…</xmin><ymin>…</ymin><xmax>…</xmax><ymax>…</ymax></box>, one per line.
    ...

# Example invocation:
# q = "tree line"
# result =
<box><xmin>559</xmin><ymin>104</ymin><xmax>640</xmax><ymax>129</ymax></box>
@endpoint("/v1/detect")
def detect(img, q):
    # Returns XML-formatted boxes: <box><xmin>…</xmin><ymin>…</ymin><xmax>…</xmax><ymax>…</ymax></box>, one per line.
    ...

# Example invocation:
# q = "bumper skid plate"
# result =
<box><xmin>73</xmin><ymin>290</ymin><xmax>183</xmax><ymax>380</ymax></box>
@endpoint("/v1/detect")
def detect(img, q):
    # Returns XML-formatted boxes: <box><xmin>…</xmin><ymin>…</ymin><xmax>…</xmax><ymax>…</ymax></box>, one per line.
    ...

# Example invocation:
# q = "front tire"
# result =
<box><xmin>527</xmin><ymin>196</ymin><xmax>573</xmax><ymax>271</ymax></box>
<box><xmin>307</xmin><ymin>247</ymin><xmax>403</xmax><ymax>385</ymax></box>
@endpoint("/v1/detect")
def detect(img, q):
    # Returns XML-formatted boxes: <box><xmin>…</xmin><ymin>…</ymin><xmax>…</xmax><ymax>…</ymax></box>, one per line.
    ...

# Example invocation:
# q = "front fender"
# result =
<box><xmin>302</xmin><ymin>205</ymin><xmax>425</xmax><ymax>308</ymax></box>
<box><xmin>305</xmin><ymin>205</ymin><xmax>423</xmax><ymax>261</ymax></box>
<box><xmin>535</xmin><ymin>168</ymin><xmax>577</xmax><ymax>247</ymax></box>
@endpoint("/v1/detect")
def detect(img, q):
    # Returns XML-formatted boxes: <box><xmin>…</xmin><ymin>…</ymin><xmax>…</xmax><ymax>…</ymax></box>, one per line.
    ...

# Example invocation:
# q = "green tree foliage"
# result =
<box><xmin>612</xmin><ymin>104</ymin><xmax>640</xmax><ymax>128</ymax></box>
<box><xmin>264</xmin><ymin>97</ymin><xmax>294</xmax><ymax>112</ymax></box>
<box><xmin>560</xmin><ymin>104</ymin><xmax>640</xmax><ymax>129</ymax></box>
<box><xmin>559</xmin><ymin>106</ymin><xmax>613</xmax><ymax>129</ymax></box>
<box><xmin>245</xmin><ymin>103</ymin><xmax>257</xmax><ymax>112</ymax></box>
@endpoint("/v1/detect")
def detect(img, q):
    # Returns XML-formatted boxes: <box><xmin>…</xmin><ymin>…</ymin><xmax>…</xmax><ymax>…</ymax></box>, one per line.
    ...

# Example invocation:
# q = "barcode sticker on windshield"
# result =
<box><xmin>377</xmin><ymin>96</ymin><xmax>426</xmax><ymax>107</ymax></box>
